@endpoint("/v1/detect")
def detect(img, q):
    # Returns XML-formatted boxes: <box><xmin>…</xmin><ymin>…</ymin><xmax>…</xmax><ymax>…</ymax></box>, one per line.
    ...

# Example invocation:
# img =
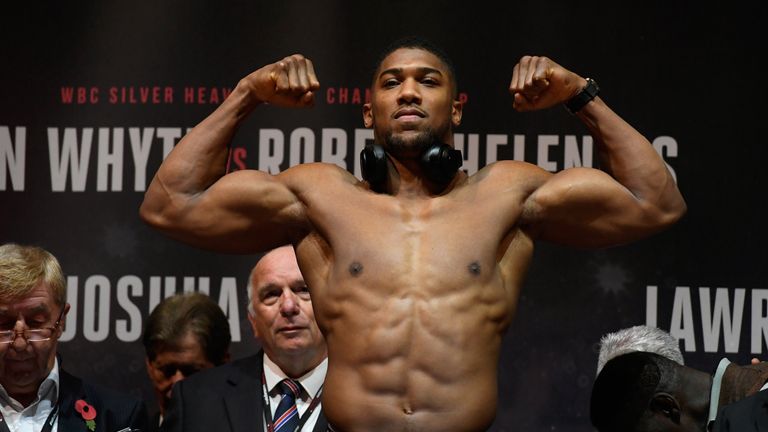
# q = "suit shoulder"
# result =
<box><xmin>176</xmin><ymin>355</ymin><xmax>263</xmax><ymax>393</ymax></box>
<box><xmin>82</xmin><ymin>382</ymin><xmax>144</xmax><ymax>406</ymax></box>
<box><xmin>714</xmin><ymin>390</ymin><xmax>768</xmax><ymax>430</ymax></box>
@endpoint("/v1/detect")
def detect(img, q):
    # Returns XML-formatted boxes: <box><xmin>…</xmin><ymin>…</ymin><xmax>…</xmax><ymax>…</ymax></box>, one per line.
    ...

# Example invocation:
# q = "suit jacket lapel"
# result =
<box><xmin>57</xmin><ymin>370</ymin><xmax>87</xmax><ymax>432</ymax></box>
<box><xmin>223</xmin><ymin>355</ymin><xmax>265</xmax><ymax>432</ymax></box>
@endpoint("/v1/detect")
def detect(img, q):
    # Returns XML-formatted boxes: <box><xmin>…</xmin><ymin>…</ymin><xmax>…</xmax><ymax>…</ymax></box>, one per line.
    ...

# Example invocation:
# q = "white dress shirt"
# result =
<box><xmin>263</xmin><ymin>354</ymin><xmax>327</xmax><ymax>432</ymax></box>
<box><xmin>0</xmin><ymin>358</ymin><xmax>60</xmax><ymax>432</ymax></box>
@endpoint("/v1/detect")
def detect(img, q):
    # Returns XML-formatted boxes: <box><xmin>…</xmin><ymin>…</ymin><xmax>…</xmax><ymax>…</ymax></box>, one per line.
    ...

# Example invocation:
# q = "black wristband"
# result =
<box><xmin>564</xmin><ymin>78</ymin><xmax>600</xmax><ymax>114</ymax></box>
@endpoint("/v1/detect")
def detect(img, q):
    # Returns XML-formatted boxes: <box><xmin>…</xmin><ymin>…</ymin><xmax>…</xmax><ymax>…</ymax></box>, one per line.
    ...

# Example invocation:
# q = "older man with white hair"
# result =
<box><xmin>0</xmin><ymin>243</ymin><xmax>147</xmax><ymax>432</ymax></box>
<box><xmin>163</xmin><ymin>245</ymin><xmax>328</xmax><ymax>432</ymax></box>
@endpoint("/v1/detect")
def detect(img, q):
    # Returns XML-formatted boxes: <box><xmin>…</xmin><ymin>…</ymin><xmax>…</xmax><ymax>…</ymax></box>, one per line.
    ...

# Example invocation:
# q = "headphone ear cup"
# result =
<box><xmin>421</xmin><ymin>142</ymin><xmax>463</xmax><ymax>184</ymax></box>
<box><xmin>360</xmin><ymin>144</ymin><xmax>388</xmax><ymax>192</ymax></box>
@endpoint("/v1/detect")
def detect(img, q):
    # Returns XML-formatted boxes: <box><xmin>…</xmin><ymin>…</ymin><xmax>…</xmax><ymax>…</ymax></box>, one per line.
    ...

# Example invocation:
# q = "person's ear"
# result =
<box><xmin>247</xmin><ymin>310</ymin><xmax>261</xmax><ymax>340</ymax></box>
<box><xmin>58</xmin><ymin>303</ymin><xmax>71</xmax><ymax>333</ymax></box>
<box><xmin>649</xmin><ymin>393</ymin><xmax>681</xmax><ymax>423</ymax></box>
<box><xmin>451</xmin><ymin>99</ymin><xmax>463</xmax><ymax>127</ymax></box>
<box><xmin>363</xmin><ymin>103</ymin><xmax>373</xmax><ymax>128</ymax></box>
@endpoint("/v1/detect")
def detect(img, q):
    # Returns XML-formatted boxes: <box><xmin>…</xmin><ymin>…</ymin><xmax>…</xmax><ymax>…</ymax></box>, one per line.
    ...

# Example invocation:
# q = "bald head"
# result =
<box><xmin>248</xmin><ymin>245</ymin><xmax>298</xmax><ymax>313</ymax></box>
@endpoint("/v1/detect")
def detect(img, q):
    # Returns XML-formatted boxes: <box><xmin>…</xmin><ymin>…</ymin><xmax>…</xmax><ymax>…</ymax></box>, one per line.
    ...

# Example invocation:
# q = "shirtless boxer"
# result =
<box><xmin>140</xmin><ymin>38</ymin><xmax>686</xmax><ymax>431</ymax></box>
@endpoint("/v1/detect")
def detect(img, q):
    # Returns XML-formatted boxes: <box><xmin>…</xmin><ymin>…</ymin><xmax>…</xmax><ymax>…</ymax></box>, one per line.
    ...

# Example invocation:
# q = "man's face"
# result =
<box><xmin>363</xmin><ymin>47</ymin><xmax>462</xmax><ymax>157</ymax></box>
<box><xmin>0</xmin><ymin>282</ymin><xmax>67</xmax><ymax>401</ymax></box>
<box><xmin>145</xmin><ymin>331</ymin><xmax>215</xmax><ymax>413</ymax></box>
<box><xmin>248</xmin><ymin>247</ymin><xmax>326</xmax><ymax>367</ymax></box>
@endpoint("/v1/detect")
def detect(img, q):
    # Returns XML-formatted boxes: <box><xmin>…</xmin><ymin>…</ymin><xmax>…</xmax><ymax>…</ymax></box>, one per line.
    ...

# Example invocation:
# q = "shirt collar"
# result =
<box><xmin>707</xmin><ymin>357</ymin><xmax>731</xmax><ymax>424</ymax></box>
<box><xmin>0</xmin><ymin>357</ymin><xmax>60</xmax><ymax>411</ymax></box>
<box><xmin>263</xmin><ymin>353</ymin><xmax>327</xmax><ymax>399</ymax></box>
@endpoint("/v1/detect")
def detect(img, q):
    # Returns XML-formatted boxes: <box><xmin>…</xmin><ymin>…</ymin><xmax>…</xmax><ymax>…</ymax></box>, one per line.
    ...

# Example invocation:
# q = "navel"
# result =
<box><xmin>349</xmin><ymin>261</ymin><xmax>364</xmax><ymax>277</ymax></box>
<box><xmin>468</xmin><ymin>261</ymin><xmax>481</xmax><ymax>276</ymax></box>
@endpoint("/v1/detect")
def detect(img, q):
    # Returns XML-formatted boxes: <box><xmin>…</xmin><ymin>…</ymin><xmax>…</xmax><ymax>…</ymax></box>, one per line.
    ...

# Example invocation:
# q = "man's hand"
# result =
<box><xmin>242</xmin><ymin>54</ymin><xmax>320</xmax><ymax>108</ymax></box>
<box><xmin>509</xmin><ymin>55</ymin><xmax>586</xmax><ymax>112</ymax></box>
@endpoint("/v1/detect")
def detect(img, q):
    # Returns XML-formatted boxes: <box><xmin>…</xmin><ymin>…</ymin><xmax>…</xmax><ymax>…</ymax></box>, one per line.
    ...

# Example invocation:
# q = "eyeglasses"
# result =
<box><xmin>0</xmin><ymin>307</ymin><xmax>65</xmax><ymax>345</ymax></box>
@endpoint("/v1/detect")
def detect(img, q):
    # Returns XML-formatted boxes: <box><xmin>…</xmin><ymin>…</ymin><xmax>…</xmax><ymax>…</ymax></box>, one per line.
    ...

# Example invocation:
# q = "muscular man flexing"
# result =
<box><xmin>140</xmin><ymin>38</ymin><xmax>685</xmax><ymax>431</ymax></box>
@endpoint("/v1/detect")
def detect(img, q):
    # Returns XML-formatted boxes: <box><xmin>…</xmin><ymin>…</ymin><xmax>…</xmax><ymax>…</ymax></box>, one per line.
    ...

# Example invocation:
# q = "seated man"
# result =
<box><xmin>0</xmin><ymin>243</ymin><xmax>148</xmax><ymax>431</ymax></box>
<box><xmin>163</xmin><ymin>245</ymin><xmax>328</xmax><ymax>432</ymax></box>
<box><xmin>142</xmin><ymin>291</ymin><xmax>231</xmax><ymax>430</ymax></box>
<box><xmin>591</xmin><ymin>351</ymin><xmax>768</xmax><ymax>432</ymax></box>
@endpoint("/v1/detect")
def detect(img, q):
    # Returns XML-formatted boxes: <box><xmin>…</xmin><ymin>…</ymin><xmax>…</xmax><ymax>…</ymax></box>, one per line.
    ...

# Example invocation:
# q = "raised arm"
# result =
<box><xmin>511</xmin><ymin>55</ymin><xmax>686</xmax><ymax>247</ymax></box>
<box><xmin>139</xmin><ymin>55</ymin><xmax>320</xmax><ymax>253</ymax></box>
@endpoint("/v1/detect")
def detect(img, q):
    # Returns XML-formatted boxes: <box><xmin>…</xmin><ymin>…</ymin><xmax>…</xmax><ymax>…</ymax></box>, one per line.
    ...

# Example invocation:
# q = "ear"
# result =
<box><xmin>145</xmin><ymin>357</ymin><xmax>154</xmax><ymax>374</ymax></box>
<box><xmin>649</xmin><ymin>393</ymin><xmax>681</xmax><ymax>423</ymax></box>
<box><xmin>247</xmin><ymin>310</ymin><xmax>260</xmax><ymax>340</ymax></box>
<box><xmin>363</xmin><ymin>103</ymin><xmax>373</xmax><ymax>128</ymax></box>
<box><xmin>451</xmin><ymin>99</ymin><xmax>463</xmax><ymax>127</ymax></box>
<box><xmin>58</xmin><ymin>303</ymin><xmax>71</xmax><ymax>333</ymax></box>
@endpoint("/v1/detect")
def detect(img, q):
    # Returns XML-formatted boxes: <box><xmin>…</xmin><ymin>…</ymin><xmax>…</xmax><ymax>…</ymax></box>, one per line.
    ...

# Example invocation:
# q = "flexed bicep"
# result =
<box><xmin>523</xmin><ymin>168</ymin><xmax>676</xmax><ymax>248</ymax></box>
<box><xmin>139</xmin><ymin>54</ymin><xmax>324</xmax><ymax>253</ymax></box>
<box><xmin>142</xmin><ymin>169</ymin><xmax>309</xmax><ymax>253</ymax></box>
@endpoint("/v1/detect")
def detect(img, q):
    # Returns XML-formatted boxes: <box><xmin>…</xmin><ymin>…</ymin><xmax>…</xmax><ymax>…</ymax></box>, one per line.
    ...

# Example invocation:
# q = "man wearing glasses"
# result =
<box><xmin>0</xmin><ymin>243</ymin><xmax>148</xmax><ymax>432</ymax></box>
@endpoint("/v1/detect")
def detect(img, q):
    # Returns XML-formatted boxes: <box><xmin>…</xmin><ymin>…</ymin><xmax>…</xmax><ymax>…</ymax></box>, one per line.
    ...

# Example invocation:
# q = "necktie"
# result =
<box><xmin>273</xmin><ymin>379</ymin><xmax>301</xmax><ymax>432</ymax></box>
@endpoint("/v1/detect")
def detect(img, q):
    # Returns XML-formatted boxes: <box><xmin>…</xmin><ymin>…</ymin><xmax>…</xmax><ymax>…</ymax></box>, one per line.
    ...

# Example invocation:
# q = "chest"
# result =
<box><xmin>301</xmin><ymin>185</ymin><xmax>525</xmax><ymax>288</ymax></box>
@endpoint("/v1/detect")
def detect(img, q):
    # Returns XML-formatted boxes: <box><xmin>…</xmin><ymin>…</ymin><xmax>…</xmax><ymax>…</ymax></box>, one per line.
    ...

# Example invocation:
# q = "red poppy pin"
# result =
<box><xmin>75</xmin><ymin>399</ymin><xmax>97</xmax><ymax>431</ymax></box>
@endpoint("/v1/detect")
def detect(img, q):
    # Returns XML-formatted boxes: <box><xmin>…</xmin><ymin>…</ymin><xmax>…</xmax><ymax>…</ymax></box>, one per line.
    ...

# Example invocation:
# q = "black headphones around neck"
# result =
<box><xmin>360</xmin><ymin>142</ymin><xmax>463</xmax><ymax>193</ymax></box>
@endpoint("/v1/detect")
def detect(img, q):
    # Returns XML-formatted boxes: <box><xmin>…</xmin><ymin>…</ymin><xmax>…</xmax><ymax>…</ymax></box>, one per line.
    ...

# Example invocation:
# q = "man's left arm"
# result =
<box><xmin>512</xmin><ymin>55</ymin><xmax>686</xmax><ymax>247</ymax></box>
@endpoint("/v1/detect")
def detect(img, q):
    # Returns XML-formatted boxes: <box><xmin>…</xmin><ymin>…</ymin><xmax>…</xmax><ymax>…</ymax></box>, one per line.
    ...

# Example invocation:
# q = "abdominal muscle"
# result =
<box><xmin>313</xmin><ymin>267</ymin><xmax>514</xmax><ymax>432</ymax></box>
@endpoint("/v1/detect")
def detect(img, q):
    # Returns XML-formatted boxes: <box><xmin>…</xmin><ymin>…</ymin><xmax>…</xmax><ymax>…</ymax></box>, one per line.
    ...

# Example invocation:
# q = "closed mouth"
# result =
<box><xmin>394</xmin><ymin>107</ymin><xmax>426</xmax><ymax>119</ymax></box>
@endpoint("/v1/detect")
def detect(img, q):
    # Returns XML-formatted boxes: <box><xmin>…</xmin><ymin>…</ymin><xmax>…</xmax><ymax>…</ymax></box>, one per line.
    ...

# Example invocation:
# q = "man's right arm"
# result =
<box><xmin>140</xmin><ymin>55</ymin><xmax>319</xmax><ymax>253</ymax></box>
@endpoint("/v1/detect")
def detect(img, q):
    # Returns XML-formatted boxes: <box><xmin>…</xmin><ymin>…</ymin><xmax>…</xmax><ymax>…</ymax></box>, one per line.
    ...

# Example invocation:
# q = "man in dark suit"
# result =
<box><xmin>142</xmin><ymin>292</ymin><xmax>232</xmax><ymax>431</ymax></box>
<box><xmin>711</xmin><ymin>357</ymin><xmax>768</xmax><ymax>432</ymax></box>
<box><xmin>713</xmin><ymin>389</ymin><xmax>768</xmax><ymax>431</ymax></box>
<box><xmin>163</xmin><ymin>245</ymin><xmax>328</xmax><ymax>432</ymax></box>
<box><xmin>0</xmin><ymin>243</ymin><xmax>147</xmax><ymax>432</ymax></box>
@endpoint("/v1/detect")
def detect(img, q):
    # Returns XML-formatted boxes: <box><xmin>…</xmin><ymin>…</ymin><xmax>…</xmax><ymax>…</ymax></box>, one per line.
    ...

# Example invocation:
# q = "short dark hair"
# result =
<box><xmin>142</xmin><ymin>292</ymin><xmax>231</xmax><ymax>365</ymax></box>
<box><xmin>590</xmin><ymin>351</ymin><xmax>680</xmax><ymax>431</ymax></box>
<box><xmin>372</xmin><ymin>36</ymin><xmax>458</xmax><ymax>98</ymax></box>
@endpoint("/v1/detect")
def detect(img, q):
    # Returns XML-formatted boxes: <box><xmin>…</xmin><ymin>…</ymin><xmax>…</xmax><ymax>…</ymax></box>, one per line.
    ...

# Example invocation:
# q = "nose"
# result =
<box><xmin>10</xmin><ymin>332</ymin><xmax>29</xmax><ymax>350</ymax></box>
<box><xmin>397</xmin><ymin>77</ymin><xmax>421</xmax><ymax>105</ymax></box>
<box><xmin>10</xmin><ymin>321</ymin><xmax>29</xmax><ymax>350</ymax></box>
<box><xmin>279</xmin><ymin>291</ymin><xmax>300</xmax><ymax>317</ymax></box>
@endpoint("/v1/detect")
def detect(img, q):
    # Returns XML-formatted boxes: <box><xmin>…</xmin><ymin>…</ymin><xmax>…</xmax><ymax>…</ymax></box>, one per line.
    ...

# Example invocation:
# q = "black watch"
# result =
<box><xmin>564</xmin><ymin>78</ymin><xmax>600</xmax><ymax>114</ymax></box>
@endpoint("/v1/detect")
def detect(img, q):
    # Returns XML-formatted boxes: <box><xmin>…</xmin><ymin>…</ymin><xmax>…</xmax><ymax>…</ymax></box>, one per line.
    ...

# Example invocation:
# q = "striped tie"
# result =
<box><xmin>273</xmin><ymin>379</ymin><xmax>301</xmax><ymax>432</ymax></box>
